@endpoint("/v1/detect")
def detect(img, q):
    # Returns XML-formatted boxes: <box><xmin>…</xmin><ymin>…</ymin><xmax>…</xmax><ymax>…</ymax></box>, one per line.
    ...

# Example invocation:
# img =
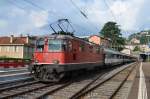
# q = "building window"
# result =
<box><xmin>14</xmin><ymin>46</ymin><xmax>19</xmax><ymax>52</ymax></box>
<box><xmin>14</xmin><ymin>46</ymin><xmax>17</xmax><ymax>52</ymax></box>
<box><xmin>6</xmin><ymin>46</ymin><xmax>9</xmax><ymax>52</ymax></box>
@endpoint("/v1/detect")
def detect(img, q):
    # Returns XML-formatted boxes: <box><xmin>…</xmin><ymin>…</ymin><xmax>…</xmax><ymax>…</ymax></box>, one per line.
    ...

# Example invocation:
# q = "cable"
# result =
<box><xmin>7</xmin><ymin>0</ymin><xmax>26</xmax><ymax>10</ymax></box>
<box><xmin>103</xmin><ymin>0</ymin><xmax>117</xmax><ymax>22</ymax></box>
<box><xmin>70</xmin><ymin>0</ymin><xmax>88</xmax><ymax>19</ymax></box>
<box><xmin>22</xmin><ymin>0</ymin><xmax>63</xmax><ymax>18</ymax></box>
<box><xmin>69</xmin><ymin>0</ymin><xmax>100</xmax><ymax>33</ymax></box>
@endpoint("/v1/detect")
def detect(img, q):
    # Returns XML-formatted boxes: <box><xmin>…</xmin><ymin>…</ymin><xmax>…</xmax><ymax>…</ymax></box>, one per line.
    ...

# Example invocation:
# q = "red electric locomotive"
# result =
<box><xmin>29</xmin><ymin>19</ymin><xmax>105</xmax><ymax>82</ymax></box>
<box><xmin>30</xmin><ymin>34</ymin><xmax>104</xmax><ymax>81</ymax></box>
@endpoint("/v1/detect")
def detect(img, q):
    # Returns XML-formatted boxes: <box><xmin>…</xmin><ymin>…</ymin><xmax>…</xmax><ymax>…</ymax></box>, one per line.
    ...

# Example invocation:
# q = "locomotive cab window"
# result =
<box><xmin>36</xmin><ymin>39</ymin><xmax>44</xmax><ymax>52</ymax></box>
<box><xmin>48</xmin><ymin>39</ymin><xmax>67</xmax><ymax>51</ymax></box>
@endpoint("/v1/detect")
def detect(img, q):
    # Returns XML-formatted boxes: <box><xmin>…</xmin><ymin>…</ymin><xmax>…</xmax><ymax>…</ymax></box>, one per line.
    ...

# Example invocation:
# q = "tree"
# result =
<box><xmin>100</xmin><ymin>21</ymin><xmax>125</xmax><ymax>51</ymax></box>
<box><xmin>133</xmin><ymin>46</ymin><xmax>141</xmax><ymax>52</ymax></box>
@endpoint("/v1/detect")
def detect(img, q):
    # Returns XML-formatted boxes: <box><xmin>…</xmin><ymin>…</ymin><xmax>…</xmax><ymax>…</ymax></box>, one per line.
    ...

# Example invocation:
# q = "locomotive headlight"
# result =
<box><xmin>35</xmin><ymin>60</ymin><xmax>38</xmax><ymax>63</ymax></box>
<box><xmin>52</xmin><ymin>60</ymin><xmax>59</xmax><ymax>64</ymax></box>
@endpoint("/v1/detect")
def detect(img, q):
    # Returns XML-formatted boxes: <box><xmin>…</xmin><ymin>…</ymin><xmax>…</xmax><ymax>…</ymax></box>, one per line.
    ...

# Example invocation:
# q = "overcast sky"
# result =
<box><xmin>0</xmin><ymin>0</ymin><xmax>149</xmax><ymax>37</ymax></box>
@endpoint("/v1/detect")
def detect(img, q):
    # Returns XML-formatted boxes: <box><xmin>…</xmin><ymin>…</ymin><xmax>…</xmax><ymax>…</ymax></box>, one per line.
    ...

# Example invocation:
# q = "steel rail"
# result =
<box><xmin>0</xmin><ymin>80</ymin><xmax>38</xmax><ymax>92</ymax></box>
<box><xmin>36</xmin><ymin>82</ymin><xmax>73</xmax><ymax>99</ymax></box>
<box><xmin>0</xmin><ymin>77</ymin><xmax>34</xmax><ymax>89</ymax></box>
<box><xmin>0</xmin><ymin>83</ymin><xmax>55</xmax><ymax>99</ymax></box>
<box><xmin>69</xmin><ymin>71</ymin><xmax>109</xmax><ymax>99</ymax></box>
<box><xmin>109</xmin><ymin>63</ymin><xmax>136</xmax><ymax>99</ymax></box>
<box><xmin>71</xmin><ymin>62</ymin><xmax>137</xmax><ymax>99</ymax></box>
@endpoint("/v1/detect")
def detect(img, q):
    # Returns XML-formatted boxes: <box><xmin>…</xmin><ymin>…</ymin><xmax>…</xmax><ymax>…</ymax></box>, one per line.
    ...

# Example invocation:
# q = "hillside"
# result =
<box><xmin>128</xmin><ymin>30</ymin><xmax>150</xmax><ymax>44</ymax></box>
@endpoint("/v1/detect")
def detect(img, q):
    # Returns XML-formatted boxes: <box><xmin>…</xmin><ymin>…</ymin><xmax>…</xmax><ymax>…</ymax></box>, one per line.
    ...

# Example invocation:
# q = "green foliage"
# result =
<box><xmin>133</xmin><ymin>46</ymin><xmax>141</xmax><ymax>52</ymax></box>
<box><xmin>100</xmin><ymin>22</ymin><xmax>121</xmax><ymax>38</ymax></box>
<box><xmin>140</xmin><ymin>35</ymin><xmax>150</xmax><ymax>44</ymax></box>
<box><xmin>100</xmin><ymin>21</ymin><xmax>125</xmax><ymax>51</ymax></box>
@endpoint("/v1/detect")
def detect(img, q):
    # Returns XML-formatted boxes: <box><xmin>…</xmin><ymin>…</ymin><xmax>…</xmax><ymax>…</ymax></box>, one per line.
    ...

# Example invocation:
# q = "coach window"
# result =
<box><xmin>36</xmin><ymin>39</ymin><xmax>44</xmax><ymax>52</ymax></box>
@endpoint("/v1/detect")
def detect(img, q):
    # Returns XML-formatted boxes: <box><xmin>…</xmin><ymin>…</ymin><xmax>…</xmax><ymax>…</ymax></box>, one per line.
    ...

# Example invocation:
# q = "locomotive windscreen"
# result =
<box><xmin>48</xmin><ymin>39</ymin><xmax>67</xmax><ymax>51</ymax></box>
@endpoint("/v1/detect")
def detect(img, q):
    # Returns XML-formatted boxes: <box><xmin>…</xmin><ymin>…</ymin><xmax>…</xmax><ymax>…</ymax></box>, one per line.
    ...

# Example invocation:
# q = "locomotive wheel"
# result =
<box><xmin>39</xmin><ymin>72</ymin><xmax>64</xmax><ymax>82</ymax></box>
<box><xmin>33</xmin><ymin>65</ymin><xmax>65</xmax><ymax>82</ymax></box>
<box><xmin>40</xmin><ymin>69</ymin><xmax>64</xmax><ymax>82</ymax></box>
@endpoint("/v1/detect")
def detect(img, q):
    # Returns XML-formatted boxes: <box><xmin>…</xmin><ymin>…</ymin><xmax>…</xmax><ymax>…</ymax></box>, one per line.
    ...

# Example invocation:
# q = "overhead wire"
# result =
<box><xmin>69</xmin><ymin>0</ymin><xmax>100</xmax><ymax>34</ymax></box>
<box><xmin>70</xmin><ymin>0</ymin><xmax>88</xmax><ymax>19</ymax></box>
<box><xmin>103</xmin><ymin>0</ymin><xmax>117</xmax><ymax>22</ymax></box>
<box><xmin>7</xmin><ymin>0</ymin><xmax>26</xmax><ymax>10</ymax></box>
<box><xmin>8</xmin><ymin>0</ymin><xmax>99</xmax><ymax>35</ymax></box>
<box><xmin>22</xmin><ymin>0</ymin><xmax>64</xmax><ymax>19</ymax></box>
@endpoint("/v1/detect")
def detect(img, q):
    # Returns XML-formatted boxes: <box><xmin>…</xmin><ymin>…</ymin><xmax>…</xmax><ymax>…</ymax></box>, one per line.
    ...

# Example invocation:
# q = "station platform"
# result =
<box><xmin>128</xmin><ymin>62</ymin><xmax>150</xmax><ymax>99</ymax></box>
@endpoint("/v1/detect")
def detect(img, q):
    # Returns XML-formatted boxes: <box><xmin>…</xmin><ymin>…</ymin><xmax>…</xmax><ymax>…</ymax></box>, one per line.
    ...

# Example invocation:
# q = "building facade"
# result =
<box><xmin>0</xmin><ymin>35</ymin><xmax>35</xmax><ymax>59</ymax></box>
<box><xmin>88</xmin><ymin>35</ymin><xmax>111</xmax><ymax>48</ymax></box>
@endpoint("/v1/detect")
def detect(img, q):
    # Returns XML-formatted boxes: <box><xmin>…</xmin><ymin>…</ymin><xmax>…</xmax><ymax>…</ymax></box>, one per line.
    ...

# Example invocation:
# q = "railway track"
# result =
<box><xmin>38</xmin><ymin>62</ymin><xmax>137</xmax><ymax>99</ymax></box>
<box><xmin>0</xmin><ymin>68</ymin><xmax>28</xmax><ymax>76</ymax></box>
<box><xmin>35</xmin><ymin>65</ymin><xmax>118</xmax><ymax>99</ymax></box>
<box><xmin>0</xmin><ymin>70</ymin><xmax>32</xmax><ymax>89</ymax></box>
<box><xmin>0</xmin><ymin>65</ymin><xmax>112</xmax><ymax>99</ymax></box>
<box><xmin>0</xmin><ymin>62</ymin><xmax>137</xmax><ymax>99</ymax></box>
<box><xmin>71</xmin><ymin>62</ymin><xmax>137</xmax><ymax>99</ymax></box>
<box><xmin>0</xmin><ymin>77</ymin><xmax>33</xmax><ymax>88</ymax></box>
<box><xmin>0</xmin><ymin>80</ymin><xmax>55</xmax><ymax>99</ymax></box>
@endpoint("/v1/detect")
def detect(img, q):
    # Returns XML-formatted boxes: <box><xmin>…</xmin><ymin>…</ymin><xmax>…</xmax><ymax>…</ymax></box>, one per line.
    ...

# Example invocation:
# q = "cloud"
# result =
<box><xmin>110</xmin><ymin>0</ymin><xmax>145</xmax><ymax>31</ymax></box>
<box><xmin>0</xmin><ymin>0</ymin><xmax>148</xmax><ymax>37</ymax></box>
<box><xmin>0</xmin><ymin>19</ymin><xmax>7</xmax><ymax>28</ymax></box>
<box><xmin>29</xmin><ymin>11</ymin><xmax>49</xmax><ymax>28</ymax></box>
<box><xmin>73</xmin><ymin>0</ymin><xmax>146</xmax><ymax>33</ymax></box>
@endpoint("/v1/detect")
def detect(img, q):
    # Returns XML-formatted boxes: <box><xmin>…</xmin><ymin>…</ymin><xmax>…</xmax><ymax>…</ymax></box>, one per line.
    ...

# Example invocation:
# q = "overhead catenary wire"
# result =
<box><xmin>70</xmin><ymin>0</ymin><xmax>88</xmax><ymax>19</ymax></box>
<box><xmin>103</xmin><ymin>0</ymin><xmax>117</xmax><ymax>22</ymax></box>
<box><xmin>7</xmin><ymin>0</ymin><xmax>26</xmax><ymax>10</ymax></box>
<box><xmin>22</xmin><ymin>0</ymin><xmax>63</xmax><ymax>19</ymax></box>
<box><xmin>8</xmin><ymin>0</ymin><xmax>99</xmax><ymax>36</ymax></box>
<box><xmin>69</xmin><ymin>0</ymin><xmax>100</xmax><ymax>34</ymax></box>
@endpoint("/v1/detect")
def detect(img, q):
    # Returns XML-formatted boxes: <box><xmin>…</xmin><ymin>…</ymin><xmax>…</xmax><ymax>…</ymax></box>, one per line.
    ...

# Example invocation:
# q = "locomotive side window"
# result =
<box><xmin>68</xmin><ymin>41</ymin><xmax>72</xmax><ymax>51</ymax></box>
<box><xmin>96</xmin><ymin>47</ymin><xmax>100</xmax><ymax>54</ymax></box>
<box><xmin>36</xmin><ymin>40</ymin><xmax>44</xmax><ymax>52</ymax></box>
<box><xmin>79</xmin><ymin>44</ymin><xmax>84</xmax><ymax>52</ymax></box>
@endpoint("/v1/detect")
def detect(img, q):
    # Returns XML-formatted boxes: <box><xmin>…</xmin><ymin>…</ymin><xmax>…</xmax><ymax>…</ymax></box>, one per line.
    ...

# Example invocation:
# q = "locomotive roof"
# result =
<box><xmin>46</xmin><ymin>34</ymin><xmax>100</xmax><ymax>46</ymax></box>
<box><xmin>47</xmin><ymin>34</ymin><xmax>74</xmax><ymax>39</ymax></box>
